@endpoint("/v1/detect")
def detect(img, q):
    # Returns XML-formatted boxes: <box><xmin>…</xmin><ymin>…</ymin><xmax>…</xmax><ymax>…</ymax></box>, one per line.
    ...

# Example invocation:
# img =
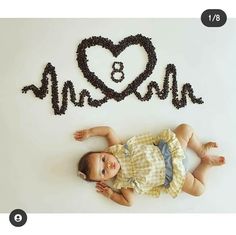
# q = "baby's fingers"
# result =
<box><xmin>99</xmin><ymin>181</ymin><xmax>108</xmax><ymax>187</ymax></box>
<box><xmin>74</xmin><ymin>132</ymin><xmax>85</xmax><ymax>140</ymax></box>
<box><xmin>74</xmin><ymin>136</ymin><xmax>83</xmax><ymax>141</ymax></box>
<box><xmin>74</xmin><ymin>132</ymin><xmax>83</xmax><ymax>137</ymax></box>
<box><xmin>96</xmin><ymin>187</ymin><xmax>103</xmax><ymax>192</ymax></box>
<box><xmin>96</xmin><ymin>185</ymin><xmax>104</xmax><ymax>191</ymax></box>
<box><xmin>74</xmin><ymin>130</ymin><xmax>89</xmax><ymax>140</ymax></box>
<box><xmin>96</xmin><ymin>183</ymin><xmax>105</xmax><ymax>190</ymax></box>
<box><xmin>96</xmin><ymin>187</ymin><xmax>102</xmax><ymax>194</ymax></box>
<box><xmin>96</xmin><ymin>187</ymin><xmax>107</xmax><ymax>196</ymax></box>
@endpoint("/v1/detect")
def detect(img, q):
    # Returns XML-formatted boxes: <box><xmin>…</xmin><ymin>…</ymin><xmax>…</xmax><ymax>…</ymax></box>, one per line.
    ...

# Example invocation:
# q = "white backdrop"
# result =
<box><xmin>0</xmin><ymin>19</ymin><xmax>235</xmax><ymax>213</ymax></box>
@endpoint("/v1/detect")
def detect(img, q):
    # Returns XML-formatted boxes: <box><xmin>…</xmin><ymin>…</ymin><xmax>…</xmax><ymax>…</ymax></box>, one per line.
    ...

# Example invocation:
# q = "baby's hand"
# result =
<box><xmin>96</xmin><ymin>181</ymin><xmax>113</xmax><ymax>198</ymax></box>
<box><xmin>74</xmin><ymin>129</ymin><xmax>90</xmax><ymax>141</ymax></box>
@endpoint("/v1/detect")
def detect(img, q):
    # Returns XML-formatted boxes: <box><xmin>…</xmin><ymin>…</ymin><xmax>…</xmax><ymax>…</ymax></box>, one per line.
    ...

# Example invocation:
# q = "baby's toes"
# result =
<box><xmin>219</xmin><ymin>156</ymin><xmax>225</xmax><ymax>164</ymax></box>
<box><xmin>208</xmin><ymin>142</ymin><xmax>218</xmax><ymax>148</ymax></box>
<box><xmin>212</xmin><ymin>142</ymin><xmax>218</xmax><ymax>148</ymax></box>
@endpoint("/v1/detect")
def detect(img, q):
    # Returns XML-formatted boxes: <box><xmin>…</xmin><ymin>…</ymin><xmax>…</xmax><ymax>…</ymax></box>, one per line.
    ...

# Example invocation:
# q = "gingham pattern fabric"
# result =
<box><xmin>106</xmin><ymin>129</ymin><xmax>186</xmax><ymax>198</ymax></box>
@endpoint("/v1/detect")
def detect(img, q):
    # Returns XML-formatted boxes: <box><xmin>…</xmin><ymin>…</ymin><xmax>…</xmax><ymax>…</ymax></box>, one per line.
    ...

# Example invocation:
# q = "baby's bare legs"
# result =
<box><xmin>174</xmin><ymin>124</ymin><xmax>225</xmax><ymax>196</ymax></box>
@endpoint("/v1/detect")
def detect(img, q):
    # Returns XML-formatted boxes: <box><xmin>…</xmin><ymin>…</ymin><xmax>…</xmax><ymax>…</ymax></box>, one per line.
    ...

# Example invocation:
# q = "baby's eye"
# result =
<box><xmin>102</xmin><ymin>169</ymin><xmax>105</xmax><ymax>175</ymax></box>
<box><xmin>102</xmin><ymin>157</ymin><xmax>105</xmax><ymax>162</ymax></box>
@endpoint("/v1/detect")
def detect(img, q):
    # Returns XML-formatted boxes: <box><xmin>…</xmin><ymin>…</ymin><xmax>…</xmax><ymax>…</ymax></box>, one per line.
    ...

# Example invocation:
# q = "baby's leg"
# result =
<box><xmin>182</xmin><ymin>158</ymin><xmax>224</xmax><ymax>196</ymax></box>
<box><xmin>174</xmin><ymin>124</ymin><xmax>225</xmax><ymax>196</ymax></box>
<box><xmin>182</xmin><ymin>172</ymin><xmax>205</xmax><ymax>196</ymax></box>
<box><xmin>174</xmin><ymin>123</ymin><xmax>218</xmax><ymax>158</ymax></box>
<box><xmin>183</xmin><ymin>157</ymin><xmax>225</xmax><ymax>196</ymax></box>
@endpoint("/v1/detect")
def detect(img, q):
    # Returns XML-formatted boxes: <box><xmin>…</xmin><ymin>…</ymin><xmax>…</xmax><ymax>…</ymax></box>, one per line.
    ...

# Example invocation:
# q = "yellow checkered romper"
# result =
<box><xmin>106</xmin><ymin>129</ymin><xmax>186</xmax><ymax>198</ymax></box>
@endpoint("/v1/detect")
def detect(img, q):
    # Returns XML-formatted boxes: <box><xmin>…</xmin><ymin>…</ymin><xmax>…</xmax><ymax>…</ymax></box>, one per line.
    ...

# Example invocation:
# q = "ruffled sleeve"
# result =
<box><xmin>112</xmin><ymin>176</ymin><xmax>146</xmax><ymax>192</ymax></box>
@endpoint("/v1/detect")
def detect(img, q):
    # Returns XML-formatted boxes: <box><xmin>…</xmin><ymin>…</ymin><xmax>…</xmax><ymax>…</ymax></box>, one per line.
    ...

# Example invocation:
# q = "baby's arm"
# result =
<box><xmin>74</xmin><ymin>126</ymin><xmax>122</xmax><ymax>146</ymax></box>
<box><xmin>96</xmin><ymin>182</ymin><xmax>134</xmax><ymax>207</ymax></box>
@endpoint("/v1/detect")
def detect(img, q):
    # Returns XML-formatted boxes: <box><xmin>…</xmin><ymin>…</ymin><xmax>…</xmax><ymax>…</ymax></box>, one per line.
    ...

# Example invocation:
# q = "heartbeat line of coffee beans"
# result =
<box><xmin>21</xmin><ymin>62</ymin><xmax>203</xmax><ymax>115</ymax></box>
<box><xmin>134</xmin><ymin>64</ymin><xmax>203</xmax><ymax>108</ymax></box>
<box><xmin>21</xmin><ymin>34</ymin><xmax>204</xmax><ymax>115</ymax></box>
<box><xmin>22</xmin><ymin>63</ymin><xmax>109</xmax><ymax>115</ymax></box>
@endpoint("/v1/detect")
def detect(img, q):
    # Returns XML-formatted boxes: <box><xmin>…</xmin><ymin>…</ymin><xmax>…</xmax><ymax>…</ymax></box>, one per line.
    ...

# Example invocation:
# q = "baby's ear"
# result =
<box><xmin>77</xmin><ymin>171</ymin><xmax>87</xmax><ymax>180</ymax></box>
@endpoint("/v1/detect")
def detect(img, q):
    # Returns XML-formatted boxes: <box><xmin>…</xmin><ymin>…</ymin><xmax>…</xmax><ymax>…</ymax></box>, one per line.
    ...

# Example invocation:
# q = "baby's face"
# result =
<box><xmin>88</xmin><ymin>152</ymin><xmax>120</xmax><ymax>181</ymax></box>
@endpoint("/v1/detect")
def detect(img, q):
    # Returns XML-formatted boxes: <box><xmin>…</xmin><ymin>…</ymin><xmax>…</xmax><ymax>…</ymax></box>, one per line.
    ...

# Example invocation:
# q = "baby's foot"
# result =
<box><xmin>202</xmin><ymin>155</ymin><xmax>225</xmax><ymax>166</ymax></box>
<box><xmin>203</xmin><ymin>142</ymin><xmax>218</xmax><ymax>150</ymax></box>
<box><xmin>199</xmin><ymin>142</ymin><xmax>218</xmax><ymax>158</ymax></box>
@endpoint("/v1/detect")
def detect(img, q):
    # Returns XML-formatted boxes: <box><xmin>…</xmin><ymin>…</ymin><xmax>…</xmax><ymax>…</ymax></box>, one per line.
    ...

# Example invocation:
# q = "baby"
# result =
<box><xmin>75</xmin><ymin>124</ymin><xmax>225</xmax><ymax>206</ymax></box>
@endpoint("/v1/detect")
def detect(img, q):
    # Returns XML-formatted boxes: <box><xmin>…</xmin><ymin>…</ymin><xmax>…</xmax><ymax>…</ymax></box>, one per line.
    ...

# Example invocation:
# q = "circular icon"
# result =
<box><xmin>9</xmin><ymin>209</ymin><xmax>27</xmax><ymax>227</ymax></box>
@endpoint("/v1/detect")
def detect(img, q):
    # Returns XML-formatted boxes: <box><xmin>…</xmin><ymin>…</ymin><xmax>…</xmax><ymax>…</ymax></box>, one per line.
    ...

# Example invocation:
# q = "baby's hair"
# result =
<box><xmin>78</xmin><ymin>151</ymin><xmax>100</xmax><ymax>182</ymax></box>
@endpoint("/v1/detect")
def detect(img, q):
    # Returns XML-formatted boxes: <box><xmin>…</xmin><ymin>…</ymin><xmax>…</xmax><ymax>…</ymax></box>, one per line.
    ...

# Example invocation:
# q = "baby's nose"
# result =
<box><xmin>106</xmin><ymin>161</ymin><xmax>112</xmax><ymax>169</ymax></box>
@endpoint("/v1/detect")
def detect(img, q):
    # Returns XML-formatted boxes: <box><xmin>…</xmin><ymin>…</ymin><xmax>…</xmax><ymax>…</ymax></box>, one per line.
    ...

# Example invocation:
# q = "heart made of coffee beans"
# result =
<box><xmin>76</xmin><ymin>34</ymin><xmax>157</xmax><ymax>101</ymax></box>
